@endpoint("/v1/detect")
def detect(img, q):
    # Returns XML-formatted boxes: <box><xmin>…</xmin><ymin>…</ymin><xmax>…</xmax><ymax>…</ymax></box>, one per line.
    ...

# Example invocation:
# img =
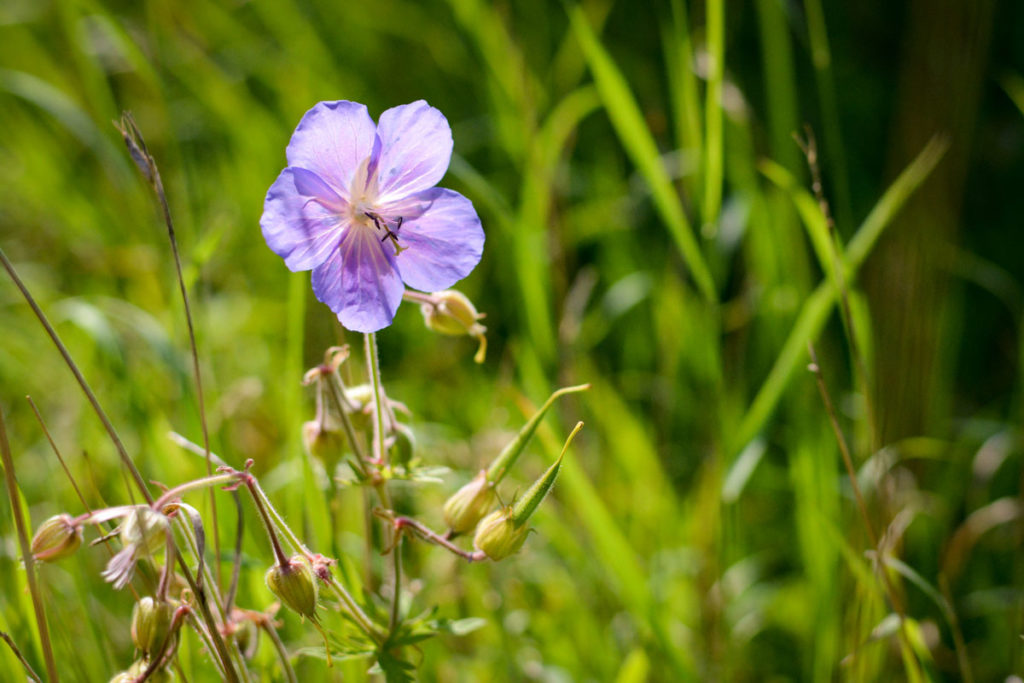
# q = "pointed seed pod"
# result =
<box><xmin>121</xmin><ymin>507</ymin><xmax>170</xmax><ymax>556</ymax></box>
<box><xmin>265</xmin><ymin>556</ymin><xmax>318</xmax><ymax>621</ymax></box>
<box><xmin>131</xmin><ymin>596</ymin><xmax>177</xmax><ymax>657</ymax></box>
<box><xmin>30</xmin><ymin>513</ymin><xmax>82</xmax><ymax>562</ymax></box>
<box><xmin>475</xmin><ymin>422</ymin><xmax>583</xmax><ymax>561</ymax></box>
<box><xmin>443</xmin><ymin>470</ymin><xmax>495</xmax><ymax>535</ymax></box>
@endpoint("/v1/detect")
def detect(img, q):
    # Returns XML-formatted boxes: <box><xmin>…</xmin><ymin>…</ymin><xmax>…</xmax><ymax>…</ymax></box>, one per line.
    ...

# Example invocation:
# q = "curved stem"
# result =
<box><xmin>153</xmin><ymin>472</ymin><xmax>240</xmax><ymax>512</ymax></box>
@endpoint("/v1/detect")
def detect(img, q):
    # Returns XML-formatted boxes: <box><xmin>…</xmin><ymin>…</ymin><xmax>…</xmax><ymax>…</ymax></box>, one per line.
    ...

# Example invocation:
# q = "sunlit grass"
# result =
<box><xmin>1</xmin><ymin>0</ymin><xmax>1021</xmax><ymax>681</ymax></box>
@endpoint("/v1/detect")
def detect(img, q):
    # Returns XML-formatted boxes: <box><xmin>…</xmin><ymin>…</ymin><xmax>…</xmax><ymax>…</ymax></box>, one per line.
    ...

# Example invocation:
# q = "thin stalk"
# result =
<box><xmin>116</xmin><ymin>113</ymin><xmax>221</xmax><ymax>586</ymax></box>
<box><xmin>261</xmin><ymin>619</ymin><xmax>298</xmax><ymax>683</ymax></box>
<box><xmin>796</xmin><ymin>127</ymin><xmax>879</xmax><ymax>452</ymax></box>
<box><xmin>246</xmin><ymin>477</ymin><xmax>382</xmax><ymax>641</ymax></box>
<box><xmin>702</xmin><ymin>0</ymin><xmax>725</xmax><ymax>229</ymax></box>
<box><xmin>153</xmin><ymin>472</ymin><xmax>239</xmax><ymax>512</ymax></box>
<box><xmin>0</xmin><ymin>407</ymin><xmax>59</xmax><ymax>682</ymax></box>
<box><xmin>0</xmin><ymin>246</ymin><xmax>151</xmax><ymax>502</ymax></box>
<box><xmin>807</xmin><ymin>343</ymin><xmax>922</xmax><ymax>678</ymax></box>
<box><xmin>384</xmin><ymin>514</ymin><xmax>486</xmax><ymax>563</ymax></box>
<box><xmin>26</xmin><ymin>397</ymin><xmax>93</xmax><ymax>515</ymax></box>
<box><xmin>0</xmin><ymin>631</ymin><xmax>42</xmax><ymax>683</ymax></box>
<box><xmin>245</xmin><ymin>480</ymin><xmax>290</xmax><ymax>567</ymax></box>
<box><xmin>173</xmin><ymin>515</ymin><xmax>253</xmax><ymax>683</ymax></box>
<box><xmin>389</xmin><ymin>536</ymin><xmax>403</xmax><ymax>634</ymax></box>
<box><xmin>322</xmin><ymin>373</ymin><xmax>370</xmax><ymax>478</ymax></box>
<box><xmin>364</xmin><ymin>332</ymin><xmax>388</xmax><ymax>466</ymax></box>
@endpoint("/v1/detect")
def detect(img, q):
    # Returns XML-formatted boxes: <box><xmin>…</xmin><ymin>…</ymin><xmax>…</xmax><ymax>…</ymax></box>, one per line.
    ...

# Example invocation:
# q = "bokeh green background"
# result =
<box><xmin>1</xmin><ymin>0</ymin><xmax>1022</xmax><ymax>680</ymax></box>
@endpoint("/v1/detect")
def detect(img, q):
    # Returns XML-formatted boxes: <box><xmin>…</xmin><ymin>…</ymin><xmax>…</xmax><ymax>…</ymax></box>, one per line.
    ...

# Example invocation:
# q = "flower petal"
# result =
<box><xmin>311</xmin><ymin>227</ymin><xmax>405</xmax><ymax>332</ymax></box>
<box><xmin>392</xmin><ymin>188</ymin><xmax>484</xmax><ymax>292</ymax></box>
<box><xmin>374</xmin><ymin>101</ymin><xmax>454</xmax><ymax>204</ymax></box>
<box><xmin>261</xmin><ymin>167</ymin><xmax>347</xmax><ymax>271</ymax></box>
<box><xmin>285</xmin><ymin>101</ymin><xmax>377</xmax><ymax>199</ymax></box>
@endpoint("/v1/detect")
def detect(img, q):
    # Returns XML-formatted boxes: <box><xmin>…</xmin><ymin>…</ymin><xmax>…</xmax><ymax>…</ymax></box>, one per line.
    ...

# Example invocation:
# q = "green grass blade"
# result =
<box><xmin>731</xmin><ymin>137</ymin><xmax>948</xmax><ymax>457</ymax></box>
<box><xmin>568</xmin><ymin>4</ymin><xmax>716</xmax><ymax>303</ymax></box>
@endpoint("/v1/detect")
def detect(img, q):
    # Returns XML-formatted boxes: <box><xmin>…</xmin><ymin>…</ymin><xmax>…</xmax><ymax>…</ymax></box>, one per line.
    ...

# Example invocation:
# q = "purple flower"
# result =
<box><xmin>261</xmin><ymin>100</ymin><xmax>484</xmax><ymax>332</ymax></box>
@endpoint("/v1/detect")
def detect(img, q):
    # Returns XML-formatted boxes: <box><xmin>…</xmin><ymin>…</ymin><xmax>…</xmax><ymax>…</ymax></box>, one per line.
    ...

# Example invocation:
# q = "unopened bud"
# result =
<box><xmin>421</xmin><ymin>290</ymin><xmax>488</xmax><ymax>363</ymax></box>
<box><xmin>302</xmin><ymin>420</ymin><xmax>345</xmax><ymax>471</ymax></box>
<box><xmin>473</xmin><ymin>509</ymin><xmax>528</xmax><ymax>561</ymax></box>
<box><xmin>131</xmin><ymin>596</ymin><xmax>176</xmax><ymax>657</ymax></box>
<box><xmin>121</xmin><ymin>508</ymin><xmax>170</xmax><ymax>556</ymax></box>
<box><xmin>443</xmin><ymin>471</ymin><xmax>495</xmax><ymax>535</ymax></box>
<box><xmin>30</xmin><ymin>513</ymin><xmax>82</xmax><ymax>562</ymax></box>
<box><xmin>265</xmin><ymin>556</ymin><xmax>318</xmax><ymax>621</ymax></box>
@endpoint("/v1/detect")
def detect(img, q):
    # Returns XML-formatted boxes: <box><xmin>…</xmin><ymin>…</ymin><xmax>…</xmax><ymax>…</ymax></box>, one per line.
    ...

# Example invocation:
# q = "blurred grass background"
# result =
<box><xmin>1</xmin><ymin>0</ymin><xmax>1023</xmax><ymax>680</ymax></box>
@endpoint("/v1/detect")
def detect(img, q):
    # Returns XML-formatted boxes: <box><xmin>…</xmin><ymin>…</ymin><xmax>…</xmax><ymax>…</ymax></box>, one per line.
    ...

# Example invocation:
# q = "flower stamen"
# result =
<box><xmin>364</xmin><ymin>211</ymin><xmax>407</xmax><ymax>256</ymax></box>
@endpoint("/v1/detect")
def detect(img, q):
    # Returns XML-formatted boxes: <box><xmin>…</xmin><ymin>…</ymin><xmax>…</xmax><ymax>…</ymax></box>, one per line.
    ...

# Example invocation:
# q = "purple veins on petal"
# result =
<box><xmin>262</xmin><ymin>99</ymin><xmax>484</xmax><ymax>332</ymax></box>
<box><xmin>285</xmin><ymin>101</ymin><xmax>378</xmax><ymax>197</ymax></box>
<box><xmin>391</xmin><ymin>188</ymin><xmax>484</xmax><ymax>293</ymax></box>
<box><xmin>374</xmin><ymin>101</ymin><xmax>454</xmax><ymax>204</ymax></box>
<box><xmin>311</xmin><ymin>227</ymin><xmax>405</xmax><ymax>333</ymax></box>
<box><xmin>261</xmin><ymin>167</ymin><xmax>348</xmax><ymax>271</ymax></box>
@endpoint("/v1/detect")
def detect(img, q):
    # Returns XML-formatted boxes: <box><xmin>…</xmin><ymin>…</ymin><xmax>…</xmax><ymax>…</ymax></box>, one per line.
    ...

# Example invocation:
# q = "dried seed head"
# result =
<box><xmin>265</xmin><ymin>556</ymin><xmax>318</xmax><ymax>621</ymax></box>
<box><xmin>30</xmin><ymin>513</ymin><xmax>82</xmax><ymax>563</ymax></box>
<box><xmin>472</xmin><ymin>509</ymin><xmax>529</xmax><ymax>561</ymax></box>
<box><xmin>131</xmin><ymin>596</ymin><xmax>177</xmax><ymax>658</ymax></box>
<box><xmin>443</xmin><ymin>471</ymin><xmax>495</xmax><ymax>535</ymax></box>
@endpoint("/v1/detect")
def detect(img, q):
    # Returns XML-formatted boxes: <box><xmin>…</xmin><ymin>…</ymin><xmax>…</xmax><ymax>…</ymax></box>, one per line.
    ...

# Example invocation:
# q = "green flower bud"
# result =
<box><xmin>131</xmin><ymin>596</ymin><xmax>177</xmax><ymax>657</ymax></box>
<box><xmin>302</xmin><ymin>419</ymin><xmax>346</xmax><ymax>472</ymax></box>
<box><xmin>265</xmin><ymin>556</ymin><xmax>318</xmax><ymax>621</ymax></box>
<box><xmin>421</xmin><ymin>290</ymin><xmax>488</xmax><ymax>363</ymax></box>
<box><xmin>30</xmin><ymin>513</ymin><xmax>82</xmax><ymax>562</ymax></box>
<box><xmin>121</xmin><ymin>508</ymin><xmax>169</xmax><ymax>557</ymax></box>
<box><xmin>473</xmin><ymin>509</ymin><xmax>529</xmax><ymax>561</ymax></box>
<box><xmin>443</xmin><ymin>471</ymin><xmax>495</xmax><ymax>535</ymax></box>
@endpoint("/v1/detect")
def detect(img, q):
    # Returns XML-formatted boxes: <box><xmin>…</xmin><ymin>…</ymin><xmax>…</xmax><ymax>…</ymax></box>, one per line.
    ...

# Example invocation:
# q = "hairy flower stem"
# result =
<box><xmin>0</xmin><ymin>408</ymin><xmax>59</xmax><ymax>683</ymax></box>
<box><xmin>245</xmin><ymin>480</ymin><xmax>290</xmax><ymax>568</ymax></box>
<box><xmin>0</xmin><ymin>248</ymin><xmax>241</xmax><ymax>682</ymax></box>
<box><xmin>382</xmin><ymin>513</ymin><xmax>486</xmax><ymax>562</ymax></box>
<box><xmin>364</xmin><ymin>332</ymin><xmax>388</xmax><ymax>467</ymax></box>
